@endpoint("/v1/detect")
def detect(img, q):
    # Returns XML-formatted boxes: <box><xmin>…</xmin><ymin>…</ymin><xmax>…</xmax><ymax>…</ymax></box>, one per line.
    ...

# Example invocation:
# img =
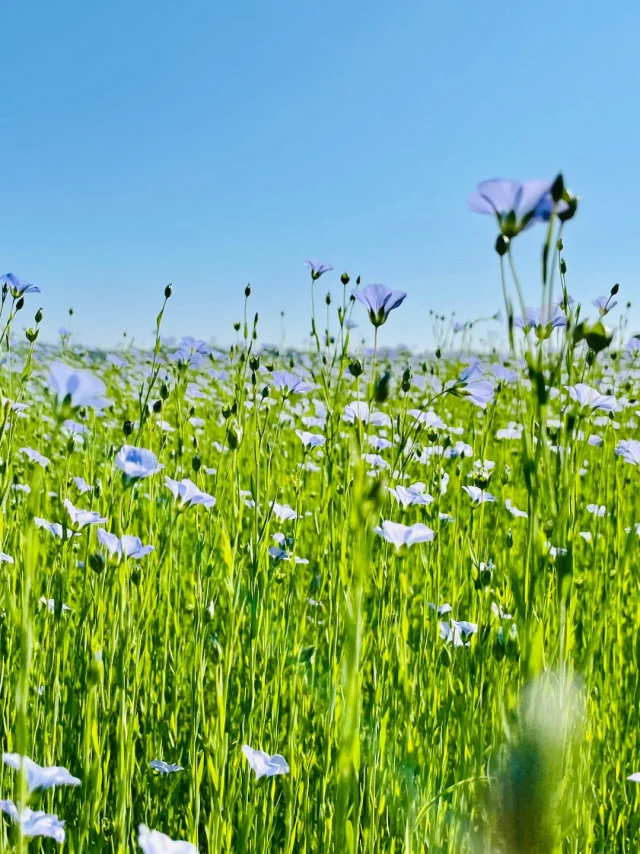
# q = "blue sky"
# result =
<box><xmin>3</xmin><ymin>0</ymin><xmax>639</xmax><ymax>350</ymax></box>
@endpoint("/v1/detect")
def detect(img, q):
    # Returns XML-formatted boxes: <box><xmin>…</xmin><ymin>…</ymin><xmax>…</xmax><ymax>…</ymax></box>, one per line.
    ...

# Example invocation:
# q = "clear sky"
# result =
<box><xmin>3</xmin><ymin>0</ymin><xmax>639</xmax><ymax>351</ymax></box>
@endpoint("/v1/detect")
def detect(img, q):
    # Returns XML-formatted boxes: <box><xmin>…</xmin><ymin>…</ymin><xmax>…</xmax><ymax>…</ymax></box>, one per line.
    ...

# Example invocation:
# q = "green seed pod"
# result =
<box><xmin>89</xmin><ymin>552</ymin><xmax>106</xmax><ymax>574</ymax></box>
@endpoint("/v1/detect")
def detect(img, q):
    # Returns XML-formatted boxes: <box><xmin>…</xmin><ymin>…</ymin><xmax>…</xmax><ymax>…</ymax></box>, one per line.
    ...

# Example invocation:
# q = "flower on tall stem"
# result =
<box><xmin>304</xmin><ymin>260</ymin><xmax>333</xmax><ymax>280</ymax></box>
<box><xmin>352</xmin><ymin>284</ymin><xmax>407</xmax><ymax>328</ymax></box>
<box><xmin>242</xmin><ymin>745</ymin><xmax>290</xmax><ymax>779</ymax></box>
<box><xmin>467</xmin><ymin>177</ymin><xmax>569</xmax><ymax>238</ymax></box>
<box><xmin>165</xmin><ymin>477</ymin><xmax>216</xmax><ymax>509</ymax></box>
<box><xmin>47</xmin><ymin>362</ymin><xmax>111</xmax><ymax>411</ymax></box>
<box><xmin>0</xmin><ymin>273</ymin><xmax>40</xmax><ymax>297</ymax></box>
<box><xmin>115</xmin><ymin>446</ymin><xmax>163</xmax><ymax>484</ymax></box>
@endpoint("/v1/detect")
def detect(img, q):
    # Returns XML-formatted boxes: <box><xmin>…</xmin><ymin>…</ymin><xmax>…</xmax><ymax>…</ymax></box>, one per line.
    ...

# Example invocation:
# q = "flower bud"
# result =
<box><xmin>227</xmin><ymin>422</ymin><xmax>242</xmax><ymax>451</ymax></box>
<box><xmin>560</xmin><ymin>259</ymin><xmax>567</xmax><ymax>275</ymax></box>
<box><xmin>35</xmin><ymin>307</ymin><xmax>43</xmax><ymax>323</ymax></box>
<box><xmin>152</xmin><ymin>399</ymin><xmax>162</xmax><ymax>413</ymax></box>
<box><xmin>160</xmin><ymin>382</ymin><xmax>169</xmax><ymax>400</ymax></box>
<box><xmin>249</xmin><ymin>355</ymin><xmax>260</xmax><ymax>371</ymax></box>
<box><xmin>192</xmin><ymin>454</ymin><xmax>201</xmax><ymax>473</ymax></box>
<box><xmin>495</xmin><ymin>234</ymin><xmax>510</xmax><ymax>256</ymax></box>
<box><xmin>15</xmin><ymin>297</ymin><xmax>24</xmax><ymax>311</ymax></box>
<box><xmin>245</xmin><ymin>283</ymin><xmax>251</xmax><ymax>297</ymax></box>
<box><xmin>374</xmin><ymin>370</ymin><xmax>391</xmax><ymax>404</ymax></box>
<box><xmin>611</xmin><ymin>283</ymin><xmax>619</xmax><ymax>296</ymax></box>
<box><xmin>26</xmin><ymin>327</ymin><xmax>39</xmax><ymax>343</ymax></box>
<box><xmin>164</xmin><ymin>284</ymin><xmax>173</xmax><ymax>299</ymax></box>
<box><xmin>348</xmin><ymin>358</ymin><xmax>364</xmax><ymax>377</ymax></box>
<box><xmin>233</xmin><ymin>321</ymin><xmax>241</xmax><ymax>332</ymax></box>
<box><xmin>341</xmin><ymin>272</ymin><xmax>350</xmax><ymax>285</ymax></box>
<box><xmin>87</xmin><ymin>651</ymin><xmax>104</xmax><ymax>688</ymax></box>
<box><xmin>550</xmin><ymin>172</ymin><xmax>565</xmax><ymax>203</ymax></box>
<box><xmin>123</xmin><ymin>420</ymin><xmax>133</xmax><ymax>436</ymax></box>
<box><xmin>558</xmin><ymin>189</ymin><xmax>578</xmax><ymax>222</ymax></box>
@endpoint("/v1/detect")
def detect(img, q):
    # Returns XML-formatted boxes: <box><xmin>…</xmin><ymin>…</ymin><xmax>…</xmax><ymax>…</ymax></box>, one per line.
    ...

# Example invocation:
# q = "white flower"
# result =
<box><xmin>2</xmin><ymin>753</ymin><xmax>80</xmax><ymax>793</ymax></box>
<box><xmin>138</xmin><ymin>824</ymin><xmax>197</xmax><ymax>853</ymax></box>
<box><xmin>39</xmin><ymin>598</ymin><xmax>72</xmax><ymax>614</ymax></box>
<box><xmin>64</xmin><ymin>499</ymin><xmax>108</xmax><ymax>529</ymax></box>
<box><xmin>115</xmin><ymin>446</ymin><xmax>164</xmax><ymax>481</ymax></box>
<box><xmin>363</xmin><ymin>453</ymin><xmax>389</xmax><ymax>470</ymax></box>
<box><xmin>0</xmin><ymin>801</ymin><xmax>65</xmax><ymax>843</ymax></box>
<box><xmin>388</xmin><ymin>483</ymin><xmax>433</xmax><ymax>507</ymax></box>
<box><xmin>73</xmin><ymin>476</ymin><xmax>92</xmax><ymax>494</ymax></box>
<box><xmin>34</xmin><ymin>517</ymin><xmax>80</xmax><ymax>540</ymax></box>
<box><xmin>428</xmin><ymin>602</ymin><xmax>452</xmax><ymax>615</ymax></box>
<box><xmin>407</xmin><ymin>409</ymin><xmax>446</xmax><ymax>429</ymax></box>
<box><xmin>374</xmin><ymin>521</ymin><xmax>434</xmax><ymax>548</ymax></box>
<box><xmin>242</xmin><ymin>745</ymin><xmax>290</xmax><ymax>779</ymax></box>
<box><xmin>47</xmin><ymin>361</ymin><xmax>111</xmax><ymax>410</ymax></box>
<box><xmin>271</xmin><ymin>502</ymin><xmax>297</xmax><ymax>522</ymax></box>
<box><xmin>446</xmin><ymin>441</ymin><xmax>473</xmax><ymax>459</ymax></box>
<box><xmin>505</xmin><ymin>498</ymin><xmax>528</xmax><ymax>518</ymax></box>
<box><xmin>0</xmin><ymin>553</ymin><xmax>14</xmax><ymax>564</ymax></box>
<box><xmin>165</xmin><ymin>477</ymin><xmax>216</xmax><ymax>509</ymax></box>
<box><xmin>97</xmin><ymin>529</ymin><xmax>154</xmax><ymax>559</ymax></box>
<box><xmin>567</xmin><ymin>383</ymin><xmax>618</xmax><ymax>412</ymax></box>
<box><xmin>149</xmin><ymin>760</ymin><xmax>183</xmax><ymax>775</ymax></box>
<box><xmin>545</xmin><ymin>542</ymin><xmax>568</xmax><ymax>558</ymax></box>
<box><xmin>439</xmin><ymin>620</ymin><xmax>477</xmax><ymax>647</ymax></box>
<box><xmin>627</xmin><ymin>772</ymin><xmax>640</xmax><ymax>783</ymax></box>
<box><xmin>20</xmin><ymin>447</ymin><xmax>50</xmax><ymax>467</ymax></box>
<box><xmin>586</xmin><ymin>503</ymin><xmax>606</xmax><ymax>517</ymax></box>
<box><xmin>295</xmin><ymin>430</ymin><xmax>325</xmax><ymax>449</ymax></box>
<box><xmin>462</xmin><ymin>485</ymin><xmax>496</xmax><ymax>505</ymax></box>
<box><xmin>496</xmin><ymin>423</ymin><xmax>522</xmax><ymax>440</ymax></box>
<box><xmin>367</xmin><ymin>434</ymin><xmax>392</xmax><ymax>450</ymax></box>
<box><xmin>343</xmin><ymin>401</ymin><xmax>391</xmax><ymax>427</ymax></box>
<box><xmin>268</xmin><ymin>546</ymin><xmax>308</xmax><ymax>564</ymax></box>
<box><xmin>271</xmin><ymin>371</ymin><xmax>315</xmax><ymax>395</ymax></box>
<box><xmin>64</xmin><ymin>419</ymin><xmax>89</xmax><ymax>435</ymax></box>
<box><xmin>615</xmin><ymin>439</ymin><xmax>640</xmax><ymax>465</ymax></box>
<box><xmin>490</xmin><ymin>602</ymin><xmax>513</xmax><ymax>620</ymax></box>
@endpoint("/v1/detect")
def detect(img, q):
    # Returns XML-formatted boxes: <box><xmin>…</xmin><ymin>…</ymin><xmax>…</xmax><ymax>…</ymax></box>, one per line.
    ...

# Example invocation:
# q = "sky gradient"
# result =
<box><xmin>3</xmin><ymin>0</ymin><xmax>639</xmax><ymax>350</ymax></box>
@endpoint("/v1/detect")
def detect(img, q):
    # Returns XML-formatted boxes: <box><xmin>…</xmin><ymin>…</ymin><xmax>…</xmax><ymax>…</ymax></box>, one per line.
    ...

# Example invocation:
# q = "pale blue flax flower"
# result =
<box><xmin>352</xmin><ymin>284</ymin><xmax>407</xmax><ymax>327</ymax></box>
<box><xmin>242</xmin><ymin>745</ymin><xmax>290</xmax><ymax>779</ymax></box>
